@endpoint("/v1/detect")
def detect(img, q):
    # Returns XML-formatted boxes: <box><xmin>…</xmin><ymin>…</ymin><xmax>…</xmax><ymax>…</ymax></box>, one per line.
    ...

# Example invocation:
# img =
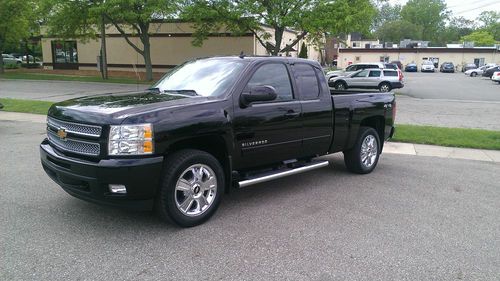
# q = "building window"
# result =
<box><xmin>380</xmin><ymin>56</ymin><xmax>389</xmax><ymax>63</ymax></box>
<box><xmin>51</xmin><ymin>40</ymin><xmax>78</xmax><ymax>70</ymax></box>
<box><xmin>352</xmin><ymin>42</ymin><xmax>358</xmax><ymax>47</ymax></box>
<box><xmin>355</xmin><ymin>56</ymin><xmax>360</xmax><ymax>61</ymax></box>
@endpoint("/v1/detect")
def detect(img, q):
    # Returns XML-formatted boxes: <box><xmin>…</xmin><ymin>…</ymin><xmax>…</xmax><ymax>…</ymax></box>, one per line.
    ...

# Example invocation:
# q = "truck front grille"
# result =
<box><xmin>46</xmin><ymin>117</ymin><xmax>103</xmax><ymax>157</ymax></box>
<box><xmin>47</xmin><ymin>130</ymin><xmax>101</xmax><ymax>156</ymax></box>
<box><xmin>47</xmin><ymin>117</ymin><xmax>102</xmax><ymax>138</ymax></box>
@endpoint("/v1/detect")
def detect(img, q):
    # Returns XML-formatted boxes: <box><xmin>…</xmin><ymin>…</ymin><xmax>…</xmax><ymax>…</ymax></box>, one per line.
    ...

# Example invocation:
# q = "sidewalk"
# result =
<box><xmin>383</xmin><ymin>142</ymin><xmax>500</xmax><ymax>163</ymax></box>
<box><xmin>1</xmin><ymin>111</ymin><xmax>499</xmax><ymax>164</ymax></box>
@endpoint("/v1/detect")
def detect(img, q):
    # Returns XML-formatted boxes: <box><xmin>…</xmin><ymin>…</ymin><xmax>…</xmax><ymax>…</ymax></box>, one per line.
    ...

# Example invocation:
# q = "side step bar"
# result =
<box><xmin>238</xmin><ymin>160</ymin><xmax>329</xmax><ymax>188</ymax></box>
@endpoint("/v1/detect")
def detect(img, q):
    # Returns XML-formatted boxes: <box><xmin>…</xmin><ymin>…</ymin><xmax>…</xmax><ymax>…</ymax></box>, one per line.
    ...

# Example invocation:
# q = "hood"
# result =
<box><xmin>48</xmin><ymin>90</ymin><xmax>214</xmax><ymax>125</ymax></box>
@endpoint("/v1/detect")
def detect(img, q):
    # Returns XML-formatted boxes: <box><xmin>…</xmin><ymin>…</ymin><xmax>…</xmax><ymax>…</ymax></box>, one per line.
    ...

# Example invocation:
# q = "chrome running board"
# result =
<box><xmin>238</xmin><ymin>160</ymin><xmax>329</xmax><ymax>188</ymax></box>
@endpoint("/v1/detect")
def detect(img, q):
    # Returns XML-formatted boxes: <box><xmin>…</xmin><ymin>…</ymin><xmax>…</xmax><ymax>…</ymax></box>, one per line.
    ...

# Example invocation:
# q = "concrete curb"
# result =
<box><xmin>384</xmin><ymin>142</ymin><xmax>500</xmax><ymax>163</ymax></box>
<box><xmin>0</xmin><ymin>111</ymin><xmax>46</xmax><ymax>123</ymax></box>
<box><xmin>1</xmin><ymin>111</ymin><xmax>499</xmax><ymax>164</ymax></box>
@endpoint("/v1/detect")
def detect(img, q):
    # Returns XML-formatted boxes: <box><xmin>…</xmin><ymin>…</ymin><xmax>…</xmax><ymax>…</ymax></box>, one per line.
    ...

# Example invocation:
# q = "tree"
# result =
<box><xmin>401</xmin><ymin>0</ymin><xmax>449</xmax><ymax>41</ymax></box>
<box><xmin>43</xmin><ymin>0</ymin><xmax>180</xmax><ymax>81</ymax></box>
<box><xmin>184</xmin><ymin>0</ymin><xmax>376</xmax><ymax>56</ymax></box>
<box><xmin>0</xmin><ymin>0</ymin><xmax>32</xmax><ymax>73</ymax></box>
<box><xmin>461</xmin><ymin>31</ymin><xmax>497</xmax><ymax>47</ymax></box>
<box><xmin>376</xmin><ymin>20</ymin><xmax>422</xmax><ymax>43</ymax></box>
<box><xmin>477</xmin><ymin>11</ymin><xmax>500</xmax><ymax>41</ymax></box>
<box><xmin>298</xmin><ymin>42</ymin><xmax>308</xmax><ymax>58</ymax></box>
<box><xmin>434</xmin><ymin>16</ymin><xmax>477</xmax><ymax>45</ymax></box>
<box><xmin>372</xmin><ymin>3</ymin><xmax>402</xmax><ymax>31</ymax></box>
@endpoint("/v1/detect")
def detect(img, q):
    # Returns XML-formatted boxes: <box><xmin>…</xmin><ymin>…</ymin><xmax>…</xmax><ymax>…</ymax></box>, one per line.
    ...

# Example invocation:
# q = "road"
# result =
<box><xmin>399</xmin><ymin>72</ymin><xmax>500</xmax><ymax>102</ymax></box>
<box><xmin>0</xmin><ymin>79</ymin><xmax>144</xmax><ymax>102</ymax></box>
<box><xmin>2</xmin><ymin>120</ymin><xmax>499</xmax><ymax>280</ymax></box>
<box><xmin>1</xmin><ymin>76</ymin><xmax>500</xmax><ymax>130</ymax></box>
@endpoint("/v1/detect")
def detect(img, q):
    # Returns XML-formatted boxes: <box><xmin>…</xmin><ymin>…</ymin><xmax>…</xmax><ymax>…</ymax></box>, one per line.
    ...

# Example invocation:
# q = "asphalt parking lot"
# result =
<box><xmin>399</xmin><ymin>71</ymin><xmax>500</xmax><ymax>102</ymax></box>
<box><xmin>2</xmin><ymin>119</ymin><xmax>500</xmax><ymax>280</ymax></box>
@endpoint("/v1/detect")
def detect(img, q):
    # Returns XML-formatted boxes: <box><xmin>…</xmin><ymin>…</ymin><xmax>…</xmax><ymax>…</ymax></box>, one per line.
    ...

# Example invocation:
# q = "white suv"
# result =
<box><xmin>326</xmin><ymin>62</ymin><xmax>390</xmax><ymax>80</ymax></box>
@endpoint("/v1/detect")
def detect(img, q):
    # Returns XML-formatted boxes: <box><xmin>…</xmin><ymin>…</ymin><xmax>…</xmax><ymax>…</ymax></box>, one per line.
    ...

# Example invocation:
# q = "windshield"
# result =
<box><xmin>153</xmin><ymin>58</ymin><xmax>247</xmax><ymax>97</ymax></box>
<box><xmin>423</xmin><ymin>61</ymin><xmax>433</xmax><ymax>65</ymax></box>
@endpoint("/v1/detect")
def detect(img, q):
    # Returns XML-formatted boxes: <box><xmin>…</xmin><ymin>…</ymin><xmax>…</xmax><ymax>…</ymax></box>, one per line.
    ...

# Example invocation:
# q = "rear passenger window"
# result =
<box><xmin>369</xmin><ymin>70</ymin><xmax>381</xmax><ymax>77</ymax></box>
<box><xmin>293</xmin><ymin>64</ymin><xmax>320</xmax><ymax>100</ymax></box>
<box><xmin>383</xmin><ymin>70</ymin><xmax>398</xmax><ymax>76</ymax></box>
<box><xmin>247</xmin><ymin>63</ymin><xmax>293</xmax><ymax>101</ymax></box>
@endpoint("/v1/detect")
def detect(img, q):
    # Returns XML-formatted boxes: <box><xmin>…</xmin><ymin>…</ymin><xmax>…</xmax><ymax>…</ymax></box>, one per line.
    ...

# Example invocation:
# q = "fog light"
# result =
<box><xmin>109</xmin><ymin>184</ymin><xmax>127</xmax><ymax>194</ymax></box>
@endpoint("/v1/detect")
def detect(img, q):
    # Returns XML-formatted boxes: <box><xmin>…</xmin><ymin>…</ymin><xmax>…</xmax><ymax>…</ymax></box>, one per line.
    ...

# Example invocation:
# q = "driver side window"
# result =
<box><xmin>246</xmin><ymin>63</ymin><xmax>293</xmax><ymax>101</ymax></box>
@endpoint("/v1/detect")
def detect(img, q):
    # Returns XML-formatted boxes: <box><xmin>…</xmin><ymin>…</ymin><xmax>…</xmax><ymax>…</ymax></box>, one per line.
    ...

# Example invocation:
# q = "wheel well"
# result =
<box><xmin>360</xmin><ymin>116</ymin><xmax>385</xmax><ymax>149</ymax></box>
<box><xmin>167</xmin><ymin>136</ymin><xmax>231</xmax><ymax>192</ymax></box>
<box><xmin>378</xmin><ymin>81</ymin><xmax>390</xmax><ymax>87</ymax></box>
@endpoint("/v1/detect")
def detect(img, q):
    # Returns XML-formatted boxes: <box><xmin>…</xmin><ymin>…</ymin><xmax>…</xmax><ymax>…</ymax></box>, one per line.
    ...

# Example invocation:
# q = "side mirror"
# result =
<box><xmin>240</xmin><ymin>85</ymin><xmax>277</xmax><ymax>107</ymax></box>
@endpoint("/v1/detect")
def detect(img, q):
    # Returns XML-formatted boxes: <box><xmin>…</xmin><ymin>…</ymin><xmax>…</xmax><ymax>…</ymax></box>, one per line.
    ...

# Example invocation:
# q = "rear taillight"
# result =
<box><xmin>398</xmin><ymin>70</ymin><xmax>403</xmax><ymax>81</ymax></box>
<box><xmin>496</xmin><ymin>72</ymin><xmax>500</xmax><ymax>76</ymax></box>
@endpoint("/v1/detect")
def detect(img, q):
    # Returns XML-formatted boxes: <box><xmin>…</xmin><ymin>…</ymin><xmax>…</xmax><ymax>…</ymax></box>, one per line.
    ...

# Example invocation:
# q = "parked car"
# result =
<box><xmin>482</xmin><ymin>66</ymin><xmax>500</xmax><ymax>78</ymax></box>
<box><xmin>390</xmin><ymin>60</ymin><xmax>403</xmax><ymax>70</ymax></box>
<box><xmin>492</xmin><ymin>71</ymin><xmax>500</xmax><ymax>84</ymax></box>
<box><xmin>2</xmin><ymin>54</ymin><xmax>22</xmax><ymax>66</ymax></box>
<box><xmin>405</xmin><ymin>63</ymin><xmax>418</xmax><ymax>72</ymax></box>
<box><xmin>325</xmin><ymin>62</ymin><xmax>394</xmax><ymax>80</ymax></box>
<box><xmin>440</xmin><ymin>62</ymin><xmax>455</xmax><ymax>73</ymax></box>
<box><xmin>421</xmin><ymin>61</ymin><xmax>435</xmax><ymax>72</ymax></box>
<box><xmin>462</xmin><ymin>63</ymin><xmax>477</xmax><ymax>72</ymax></box>
<box><xmin>40</xmin><ymin>56</ymin><xmax>396</xmax><ymax>227</ymax></box>
<box><xmin>329</xmin><ymin>68</ymin><xmax>404</xmax><ymax>92</ymax></box>
<box><xmin>464</xmin><ymin>64</ymin><xmax>496</xmax><ymax>77</ymax></box>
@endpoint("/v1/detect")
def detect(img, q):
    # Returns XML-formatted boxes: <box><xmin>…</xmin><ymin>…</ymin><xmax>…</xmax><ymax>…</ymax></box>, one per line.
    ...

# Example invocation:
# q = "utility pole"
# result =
<box><xmin>100</xmin><ymin>13</ymin><xmax>108</xmax><ymax>79</ymax></box>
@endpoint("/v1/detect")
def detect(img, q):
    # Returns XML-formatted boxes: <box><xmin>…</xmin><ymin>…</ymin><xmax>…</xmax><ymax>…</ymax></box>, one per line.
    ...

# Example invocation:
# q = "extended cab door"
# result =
<box><xmin>232</xmin><ymin>62</ymin><xmax>303</xmax><ymax>169</ymax></box>
<box><xmin>291</xmin><ymin>63</ymin><xmax>333</xmax><ymax>157</ymax></box>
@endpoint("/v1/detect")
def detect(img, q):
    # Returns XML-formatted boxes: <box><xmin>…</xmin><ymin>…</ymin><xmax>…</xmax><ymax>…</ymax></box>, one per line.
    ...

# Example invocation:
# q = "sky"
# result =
<box><xmin>391</xmin><ymin>0</ymin><xmax>500</xmax><ymax>21</ymax></box>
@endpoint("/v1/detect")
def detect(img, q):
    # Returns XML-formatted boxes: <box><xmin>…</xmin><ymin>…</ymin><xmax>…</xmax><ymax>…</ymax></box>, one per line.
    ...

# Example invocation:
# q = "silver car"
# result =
<box><xmin>329</xmin><ymin>68</ymin><xmax>404</xmax><ymax>92</ymax></box>
<box><xmin>2</xmin><ymin>54</ymin><xmax>22</xmax><ymax>66</ymax></box>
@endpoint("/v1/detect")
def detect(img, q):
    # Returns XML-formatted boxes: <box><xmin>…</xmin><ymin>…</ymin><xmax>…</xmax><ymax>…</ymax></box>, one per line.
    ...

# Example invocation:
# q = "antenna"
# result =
<box><xmin>239</xmin><ymin>51</ymin><xmax>246</xmax><ymax>59</ymax></box>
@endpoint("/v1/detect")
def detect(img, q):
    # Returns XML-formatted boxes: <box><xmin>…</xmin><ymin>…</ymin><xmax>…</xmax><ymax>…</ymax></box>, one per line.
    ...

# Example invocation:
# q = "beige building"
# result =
<box><xmin>41</xmin><ymin>22</ymin><xmax>321</xmax><ymax>73</ymax></box>
<box><xmin>338</xmin><ymin>47</ymin><xmax>500</xmax><ymax>69</ymax></box>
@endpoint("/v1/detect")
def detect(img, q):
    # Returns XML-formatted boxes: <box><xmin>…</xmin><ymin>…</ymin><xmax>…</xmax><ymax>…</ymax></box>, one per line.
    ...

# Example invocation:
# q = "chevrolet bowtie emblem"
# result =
<box><xmin>57</xmin><ymin>128</ymin><xmax>68</xmax><ymax>140</ymax></box>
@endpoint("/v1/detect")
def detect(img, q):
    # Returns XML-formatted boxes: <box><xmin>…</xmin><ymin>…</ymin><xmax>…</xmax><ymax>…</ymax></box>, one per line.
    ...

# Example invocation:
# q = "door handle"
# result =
<box><xmin>284</xmin><ymin>110</ymin><xmax>300</xmax><ymax>117</ymax></box>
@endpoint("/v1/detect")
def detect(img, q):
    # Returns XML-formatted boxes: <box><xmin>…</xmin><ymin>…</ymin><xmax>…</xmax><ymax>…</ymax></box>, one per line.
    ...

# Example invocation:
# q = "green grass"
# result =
<box><xmin>0</xmin><ymin>72</ymin><xmax>151</xmax><ymax>84</ymax></box>
<box><xmin>393</xmin><ymin>124</ymin><xmax>500</xmax><ymax>150</ymax></box>
<box><xmin>0</xmin><ymin>98</ymin><xmax>53</xmax><ymax>115</ymax></box>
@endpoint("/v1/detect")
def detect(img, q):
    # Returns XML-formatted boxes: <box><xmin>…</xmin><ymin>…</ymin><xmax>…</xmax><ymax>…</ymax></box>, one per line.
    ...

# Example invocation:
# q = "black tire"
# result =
<box><xmin>156</xmin><ymin>149</ymin><xmax>224</xmax><ymax>227</ymax></box>
<box><xmin>334</xmin><ymin>81</ymin><xmax>347</xmax><ymax>90</ymax></box>
<box><xmin>379</xmin><ymin>82</ymin><xmax>391</xmax><ymax>92</ymax></box>
<box><xmin>471</xmin><ymin>72</ymin><xmax>477</xmax><ymax>77</ymax></box>
<box><xmin>343</xmin><ymin>127</ymin><xmax>381</xmax><ymax>174</ymax></box>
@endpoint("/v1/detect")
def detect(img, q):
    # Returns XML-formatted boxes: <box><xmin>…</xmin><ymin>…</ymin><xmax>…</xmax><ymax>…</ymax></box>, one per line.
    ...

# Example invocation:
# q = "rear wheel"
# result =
<box><xmin>156</xmin><ymin>149</ymin><xmax>224</xmax><ymax>227</ymax></box>
<box><xmin>334</xmin><ymin>81</ymin><xmax>347</xmax><ymax>90</ymax></box>
<box><xmin>343</xmin><ymin>127</ymin><xmax>381</xmax><ymax>174</ymax></box>
<box><xmin>379</xmin><ymin>82</ymin><xmax>391</xmax><ymax>92</ymax></box>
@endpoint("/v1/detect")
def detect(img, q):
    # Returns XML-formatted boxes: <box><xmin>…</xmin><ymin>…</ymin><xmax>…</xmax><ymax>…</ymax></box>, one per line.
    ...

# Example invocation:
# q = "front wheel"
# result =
<box><xmin>156</xmin><ymin>149</ymin><xmax>224</xmax><ymax>227</ymax></box>
<box><xmin>334</xmin><ymin>81</ymin><xmax>347</xmax><ymax>90</ymax></box>
<box><xmin>471</xmin><ymin>72</ymin><xmax>477</xmax><ymax>77</ymax></box>
<box><xmin>343</xmin><ymin>127</ymin><xmax>381</xmax><ymax>174</ymax></box>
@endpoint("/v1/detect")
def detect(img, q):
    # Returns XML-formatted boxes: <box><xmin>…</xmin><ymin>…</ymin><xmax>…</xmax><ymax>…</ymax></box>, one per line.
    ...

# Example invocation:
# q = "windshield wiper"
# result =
<box><xmin>161</xmin><ymin>90</ymin><xmax>199</xmax><ymax>97</ymax></box>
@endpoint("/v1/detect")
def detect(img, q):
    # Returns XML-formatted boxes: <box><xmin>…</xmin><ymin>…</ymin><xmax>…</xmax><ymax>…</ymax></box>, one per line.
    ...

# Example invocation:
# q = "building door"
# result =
<box><xmin>51</xmin><ymin>40</ymin><xmax>79</xmax><ymax>70</ymax></box>
<box><xmin>474</xmin><ymin>58</ymin><xmax>485</xmax><ymax>67</ymax></box>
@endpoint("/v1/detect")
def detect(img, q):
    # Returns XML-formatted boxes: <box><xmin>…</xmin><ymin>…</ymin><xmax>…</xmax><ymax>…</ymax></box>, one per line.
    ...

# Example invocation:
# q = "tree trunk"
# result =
<box><xmin>142</xmin><ymin>34</ymin><xmax>153</xmax><ymax>81</ymax></box>
<box><xmin>100</xmin><ymin>14</ymin><xmax>108</xmax><ymax>80</ymax></box>
<box><xmin>0</xmin><ymin>53</ymin><xmax>4</xmax><ymax>74</ymax></box>
<box><xmin>273</xmin><ymin>27</ymin><xmax>284</xmax><ymax>56</ymax></box>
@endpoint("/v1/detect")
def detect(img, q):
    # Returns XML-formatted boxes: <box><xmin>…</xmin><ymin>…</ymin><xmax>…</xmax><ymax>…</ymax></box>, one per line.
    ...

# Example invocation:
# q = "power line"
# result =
<box><xmin>453</xmin><ymin>1</ymin><xmax>499</xmax><ymax>15</ymax></box>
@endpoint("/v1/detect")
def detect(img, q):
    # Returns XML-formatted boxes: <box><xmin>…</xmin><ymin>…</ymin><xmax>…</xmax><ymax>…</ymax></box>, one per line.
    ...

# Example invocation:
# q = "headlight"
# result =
<box><xmin>108</xmin><ymin>124</ymin><xmax>154</xmax><ymax>155</ymax></box>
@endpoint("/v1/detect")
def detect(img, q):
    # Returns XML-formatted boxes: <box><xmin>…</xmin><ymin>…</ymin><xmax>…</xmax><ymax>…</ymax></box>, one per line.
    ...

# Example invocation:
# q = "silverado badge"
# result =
<box><xmin>57</xmin><ymin>128</ymin><xmax>67</xmax><ymax>140</ymax></box>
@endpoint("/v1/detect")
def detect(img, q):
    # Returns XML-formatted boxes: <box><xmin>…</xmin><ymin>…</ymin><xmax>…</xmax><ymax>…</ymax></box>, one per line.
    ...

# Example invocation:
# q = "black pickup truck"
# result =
<box><xmin>40</xmin><ymin>56</ymin><xmax>395</xmax><ymax>227</ymax></box>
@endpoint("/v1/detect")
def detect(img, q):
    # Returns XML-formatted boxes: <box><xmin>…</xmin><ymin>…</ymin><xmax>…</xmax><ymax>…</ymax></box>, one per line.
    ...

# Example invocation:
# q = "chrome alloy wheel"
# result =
<box><xmin>175</xmin><ymin>164</ymin><xmax>217</xmax><ymax>217</ymax></box>
<box><xmin>335</xmin><ymin>82</ymin><xmax>346</xmax><ymax>90</ymax></box>
<box><xmin>360</xmin><ymin>135</ymin><xmax>378</xmax><ymax>168</ymax></box>
<box><xmin>380</xmin><ymin>84</ymin><xmax>390</xmax><ymax>92</ymax></box>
